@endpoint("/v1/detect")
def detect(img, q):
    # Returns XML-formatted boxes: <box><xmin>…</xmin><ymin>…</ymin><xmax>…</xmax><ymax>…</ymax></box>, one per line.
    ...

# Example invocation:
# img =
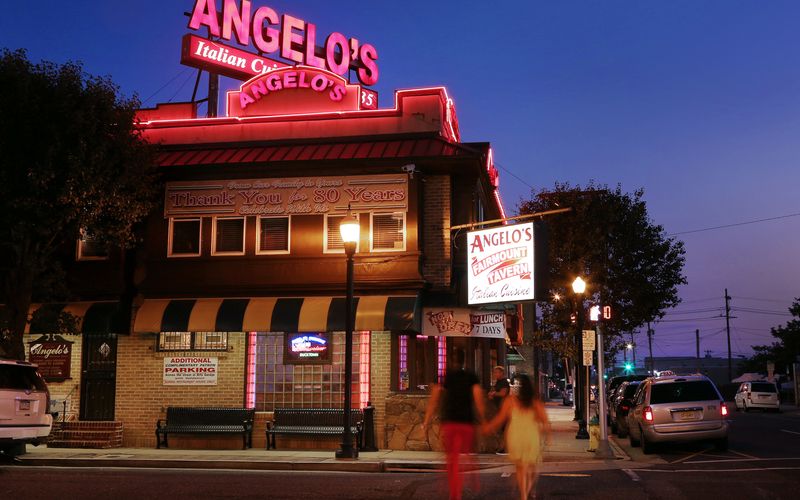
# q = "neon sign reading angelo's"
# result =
<box><xmin>188</xmin><ymin>0</ymin><xmax>379</xmax><ymax>86</ymax></box>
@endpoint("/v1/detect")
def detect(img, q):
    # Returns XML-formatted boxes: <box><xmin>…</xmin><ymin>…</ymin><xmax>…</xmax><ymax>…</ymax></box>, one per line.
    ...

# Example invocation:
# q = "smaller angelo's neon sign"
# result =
<box><xmin>238</xmin><ymin>67</ymin><xmax>346</xmax><ymax>109</ymax></box>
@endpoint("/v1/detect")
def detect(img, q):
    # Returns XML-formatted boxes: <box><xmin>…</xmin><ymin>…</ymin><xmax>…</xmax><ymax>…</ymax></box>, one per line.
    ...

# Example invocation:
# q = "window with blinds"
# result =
<box><xmin>169</xmin><ymin>219</ymin><xmax>201</xmax><ymax>256</ymax></box>
<box><xmin>213</xmin><ymin>217</ymin><xmax>245</xmax><ymax>255</ymax></box>
<box><xmin>371</xmin><ymin>212</ymin><xmax>405</xmax><ymax>251</ymax></box>
<box><xmin>258</xmin><ymin>216</ymin><xmax>290</xmax><ymax>253</ymax></box>
<box><xmin>325</xmin><ymin>214</ymin><xmax>360</xmax><ymax>253</ymax></box>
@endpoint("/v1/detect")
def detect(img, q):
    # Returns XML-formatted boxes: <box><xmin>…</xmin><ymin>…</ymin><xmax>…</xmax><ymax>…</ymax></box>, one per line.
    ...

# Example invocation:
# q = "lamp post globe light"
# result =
<box><xmin>572</xmin><ymin>276</ymin><xmax>589</xmax><ymax>440</ymax></box>
<box><xmin>336</xmin><ymin>212</ymin><xmax>359</xmax><ymax>459</ymax></box>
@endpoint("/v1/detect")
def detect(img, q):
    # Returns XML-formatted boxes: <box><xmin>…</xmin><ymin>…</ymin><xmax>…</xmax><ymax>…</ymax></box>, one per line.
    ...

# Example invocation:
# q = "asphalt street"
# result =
<box><xmin>1</xmin><ymin>406</ymin><xmax>798</xmax><ymax>499</ymax></box>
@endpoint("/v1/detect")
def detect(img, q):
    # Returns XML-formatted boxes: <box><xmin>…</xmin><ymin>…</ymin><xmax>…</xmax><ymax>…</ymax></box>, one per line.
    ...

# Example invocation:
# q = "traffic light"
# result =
<box><xmin>624</xmin><ymin>363</ymin><xmax>633</xmax><ymax>373</ymax></box>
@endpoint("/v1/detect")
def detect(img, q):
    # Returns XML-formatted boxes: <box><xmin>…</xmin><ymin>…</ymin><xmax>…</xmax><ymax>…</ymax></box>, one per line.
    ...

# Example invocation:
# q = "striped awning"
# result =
<box><xmin>132</xmin><ymin>296</ymin><xmax>420</xmax><ymax>334</ymax></box>
<box><xmin>13</xmin><ymin>302</ymin><xmax>125</xmax><ymax>334</ymax></box>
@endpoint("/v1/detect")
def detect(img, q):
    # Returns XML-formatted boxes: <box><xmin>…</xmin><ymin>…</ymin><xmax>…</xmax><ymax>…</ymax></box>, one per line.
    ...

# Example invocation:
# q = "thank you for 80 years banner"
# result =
<box><xmin>467</xmin><ymin>223</ymin><xmax>535</xmax><ymax>305</ymax></box>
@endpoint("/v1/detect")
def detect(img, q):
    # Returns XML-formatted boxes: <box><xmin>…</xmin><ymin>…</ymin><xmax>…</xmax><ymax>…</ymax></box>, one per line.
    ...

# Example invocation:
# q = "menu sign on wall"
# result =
<box><xmin>165</xmin><ymin>174</ymin><xmax>407</xmax><ymax>217</ymax></box>
<box><xmin>467</xmin><ymin>223</ymin><xmax>535</xmax><ymax>305</ymax></box>
<box><xmin>423</xmin><ymin>308</ymin><xmax>506</xmax><ymax>339</ymax></box>
<box><xmin>28</xmin><ymin>337</ymin><xmax>73</xmax><ymax>381</ymax></box>
<box><xmin>163</xmin><ymin>357</ymin><xmax>218</xmax><ymax>386</ymax></box>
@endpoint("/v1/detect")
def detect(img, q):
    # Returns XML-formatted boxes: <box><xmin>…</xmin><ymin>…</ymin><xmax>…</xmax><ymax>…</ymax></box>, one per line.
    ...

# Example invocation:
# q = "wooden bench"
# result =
<box><xmin>155</xmin><ymin>407</ymin><xmax>255</xmax><ymax>449</ymax></box>
<box><xmin>266</xmin><ymin>408</ymin><xmax>364</xmax><ymax>450</ymax></box>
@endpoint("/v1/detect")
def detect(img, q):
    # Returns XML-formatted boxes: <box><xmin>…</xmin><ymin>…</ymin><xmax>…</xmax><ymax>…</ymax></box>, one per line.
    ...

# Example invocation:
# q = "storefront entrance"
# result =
<box><xmin>80</xmin><ymin>333</ymin><xmax>118</xmax><ymax>420</ymax></box>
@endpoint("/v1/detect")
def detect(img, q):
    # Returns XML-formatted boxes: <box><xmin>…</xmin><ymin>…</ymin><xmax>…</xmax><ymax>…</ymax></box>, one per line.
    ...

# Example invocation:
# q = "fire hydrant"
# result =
<box><xmin>588</xmin><ymin>416</ymin><xmax>600</xmax><ymax>451</ymax></box>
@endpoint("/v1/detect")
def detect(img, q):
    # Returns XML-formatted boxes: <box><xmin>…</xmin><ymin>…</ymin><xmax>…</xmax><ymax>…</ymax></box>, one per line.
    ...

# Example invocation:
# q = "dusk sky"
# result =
<box><xmin>3</xmin><ymin>1</ymin><xmax>798</xmax><ymax>363</ymax></box>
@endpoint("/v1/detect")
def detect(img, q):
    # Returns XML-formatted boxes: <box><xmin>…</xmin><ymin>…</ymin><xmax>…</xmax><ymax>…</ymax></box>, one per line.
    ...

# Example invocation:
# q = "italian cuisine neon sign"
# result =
<box><xmin>186</xmin><ymin>0</ymin><xmax>379</xmax><ymax>86</ymax></box>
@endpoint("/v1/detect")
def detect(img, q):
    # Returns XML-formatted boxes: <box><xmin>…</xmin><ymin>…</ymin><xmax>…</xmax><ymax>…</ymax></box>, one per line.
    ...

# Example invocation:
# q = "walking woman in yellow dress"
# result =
<box><xmin>483</xmin><ymin>374</ymin><xmax>550</xmax><ymax>499</ymax></box>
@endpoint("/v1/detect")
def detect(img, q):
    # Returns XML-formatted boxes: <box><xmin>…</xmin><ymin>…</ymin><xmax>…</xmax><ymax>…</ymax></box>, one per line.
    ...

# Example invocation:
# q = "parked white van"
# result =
<box><xmin>734</xmin><ymin>381</ymin><xmax>780</xmax><ymax>412</ymax></box>
<box><xmin>0</xmin><ymin>359</ymin><xmax>53</xmax><ymax>456</ymax></box>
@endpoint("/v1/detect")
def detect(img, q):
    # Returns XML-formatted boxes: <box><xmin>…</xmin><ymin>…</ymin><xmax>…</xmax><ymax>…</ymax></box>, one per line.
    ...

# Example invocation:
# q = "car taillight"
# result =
<box><xmin>621</xmin><ymin>404</ymin><xmax>630</xmax><ymax>412</ymax></box>
<box><xmin>721</xmin><ymin>402</ymin><xmax>728</xmax><ymax>417</ymax></box>
<box><xmin>644</xmin><ymin>406</ymin><xmax>653</xmax><ymax>422</ymax></box>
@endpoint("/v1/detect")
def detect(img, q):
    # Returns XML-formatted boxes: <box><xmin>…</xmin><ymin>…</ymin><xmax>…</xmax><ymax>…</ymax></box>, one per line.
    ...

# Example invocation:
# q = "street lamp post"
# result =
<box><xmin>336</xmin><ymin>212</ymin><xmax>359</xmax><ymax>460</ymax></box>
<box><xmin>572</xmin><ymin>277</ymin><xmax>589</xmax><ymax>440</ymax></box>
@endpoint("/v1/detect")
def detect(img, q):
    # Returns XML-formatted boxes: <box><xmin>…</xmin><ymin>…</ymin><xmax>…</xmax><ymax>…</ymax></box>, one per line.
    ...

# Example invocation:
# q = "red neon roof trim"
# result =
<box><xmin>154</xmin><ymin>137</ymin><xmax>480</xmax><ymax>168</ymax></box>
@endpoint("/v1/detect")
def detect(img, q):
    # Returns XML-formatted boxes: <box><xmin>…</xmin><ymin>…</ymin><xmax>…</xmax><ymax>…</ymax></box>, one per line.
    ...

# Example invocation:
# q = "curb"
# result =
<box><xmin>15</xmin><ymin>457</ymin><xmax>385</xmax><ymax>473</ymax></box>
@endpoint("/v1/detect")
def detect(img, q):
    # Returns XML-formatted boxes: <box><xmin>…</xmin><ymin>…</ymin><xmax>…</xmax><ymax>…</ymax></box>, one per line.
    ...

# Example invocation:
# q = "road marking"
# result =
<box><xmin>540</xmin><ymin>473</ymin><xmax>591</xmax><ymax>477</ymax></box>
<box><xmin>730</xmin><ymin>450</ymin><xmax>758</xmax><ymax>459</ymax></box>
<box><xmin>686</xmin><ymin>457</ymin><xmax>800</xmax><ymax>464</ymax></box>
<box><xmin>501</xmin><ymin>472</ymin><xmax>512</xmax><ymax>478</ymax></box>
<box><xmin>670</xmin><ymin>447</ymin><xmax>712</xmax><ymax>464</ymax></box>
<box><xmin>780</xmin><ymin>429</ymin><xmax>800</xmax><ymax>436</ymax></box>
<box><xmin>638</xmin><ymin>466</ymin><xmax>800</xmax><ymax>473</ymax></box>
<box><xmin>621</xmin><ymin>468</ymin><xmax>641</xmax><ymax>482</ymax></box>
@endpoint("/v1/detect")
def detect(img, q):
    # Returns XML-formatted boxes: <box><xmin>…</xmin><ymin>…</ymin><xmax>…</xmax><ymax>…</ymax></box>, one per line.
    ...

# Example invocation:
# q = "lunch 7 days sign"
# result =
<box><xmin>467</xmin><ymin>223</ymin><xmax>535</xmax><ymax>305</ymax></box>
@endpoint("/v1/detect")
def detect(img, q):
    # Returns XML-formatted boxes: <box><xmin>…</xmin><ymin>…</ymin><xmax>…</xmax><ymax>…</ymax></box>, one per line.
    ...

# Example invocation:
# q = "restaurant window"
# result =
<box><xmin>77</xmin><ymin>229</ymin><xmax>108</xmax><ymax>260</ymax></box>
<box><xmin>324</xmin><ymin>214</ymin><xmax>360</xmax><ymax>253</ymax></box>
<box><xmin>246</xmin><ymin>331</ymin><xmax>369</xmax><ymax>411</ymax></box>
<box><xmin>212</xmin><ymin>216</ymin><xmax>245</xmax><ymax>255</ymax></box>
<box><xmin>157</xmin><ymin>332</ymin><xmax>228</xmax><ymax>351</ymax></box>
<box><xmin>257</xmin><ymin>216</ymin><xmax>290</xmax><ymax>254</ymax></box>
<box><xmin>394</xmin><ymin>334</ymin><xmax>447</xmax><ymax>392</ymax></box>
<box><xmin>169</xmin><ymin>218</ymin><xmax>201</xmax><ymax>257</ymax></box>
<box><xmin>371</xmin><ymin>212</ymin><xmax>405</xmax><ymax>251</ymax></box>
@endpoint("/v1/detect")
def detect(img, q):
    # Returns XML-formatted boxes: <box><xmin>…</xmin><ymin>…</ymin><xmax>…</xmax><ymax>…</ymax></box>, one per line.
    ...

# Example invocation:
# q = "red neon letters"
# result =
<box><xmin>188</xmin><ymin>0</ymin><xmax>379</xmax><ymax>86</ymax></box>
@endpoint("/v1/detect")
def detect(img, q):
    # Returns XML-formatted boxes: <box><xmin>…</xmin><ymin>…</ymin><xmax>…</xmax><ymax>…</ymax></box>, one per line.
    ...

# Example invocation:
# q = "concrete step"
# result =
<box><xmin>47</xmin><ymin>439</ymin><xmax>119</xmax><ymax>449</ymax></box>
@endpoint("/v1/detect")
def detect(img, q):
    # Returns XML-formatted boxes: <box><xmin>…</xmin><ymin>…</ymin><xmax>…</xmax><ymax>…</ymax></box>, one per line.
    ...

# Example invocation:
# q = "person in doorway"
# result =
<box><xmin>423</xmin><ymin>348</ymin><xmax>486</xmax><ymax>500</ymax></box>
<box><xmin>482</xmin><ymin>374</ymin><xmax>550</xmax><ymax>500</ymax></box>
<box><xmin>487</xmin><ymin>365</ymin><xmax>510</xmax><ymax>454</ymax></box>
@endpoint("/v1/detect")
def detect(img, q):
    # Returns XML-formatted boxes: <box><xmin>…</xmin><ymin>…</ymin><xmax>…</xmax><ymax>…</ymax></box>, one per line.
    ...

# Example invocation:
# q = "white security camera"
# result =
<box><xmin>401</xmin><ymin>164</ymin><xmax>416</xmax><ymax>174</ymax></box>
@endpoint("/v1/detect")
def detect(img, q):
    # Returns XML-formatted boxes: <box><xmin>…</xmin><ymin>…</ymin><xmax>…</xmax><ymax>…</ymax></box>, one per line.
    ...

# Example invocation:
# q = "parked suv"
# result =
<box><xmin>734</xmin><ymin>381</ymin><xmax>780</xmax><ymax>412</ymax></box>
<box><xmin>610</xmin><ymin>380</ymin><xmax>641</xmax><ymax>438</ymax></box>
<box><xmin>626</xmin><ymin>375</ymin><xmax>729</xmax><ymax>454</ymax></box>
<box><xmin>0</xmin><ymin>359</ymin><xmax>53</xmax><ymax>456</ymax></box>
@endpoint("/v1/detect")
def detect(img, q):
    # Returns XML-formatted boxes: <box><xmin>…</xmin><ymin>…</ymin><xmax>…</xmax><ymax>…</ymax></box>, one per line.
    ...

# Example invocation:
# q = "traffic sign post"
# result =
<box><xmin>583</xmin><ymin>350</ymin><xmax>593</xmax><ymax>366</ymax></box>
<box><xmin>582</xmin><ymin>330</ymin><xmax>596</xmax><ymax>351</ymax></box>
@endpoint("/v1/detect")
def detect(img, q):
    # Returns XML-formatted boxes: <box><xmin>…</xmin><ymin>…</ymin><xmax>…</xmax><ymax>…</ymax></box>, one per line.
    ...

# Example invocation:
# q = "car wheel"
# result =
<box><xmin>641</xmin><ymin>428</ymin><xmax>654</xmax><ymax>455</ymax></box>
<box><xmin>714</xmin><ymin>437</ymin><xmax>728</xmax><ymax>451</ymax></box>
<box><xmin>629</xmin><ymin>428</ymin><xmax>640</xmax><ymax>447</ymax></box>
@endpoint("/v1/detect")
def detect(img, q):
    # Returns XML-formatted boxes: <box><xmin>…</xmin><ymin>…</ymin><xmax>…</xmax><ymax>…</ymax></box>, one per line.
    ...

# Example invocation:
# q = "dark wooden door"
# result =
<box><xmin>80</xmin><ymin>333</ymin><xmax>118</xmax><ymax>421</ymax></box>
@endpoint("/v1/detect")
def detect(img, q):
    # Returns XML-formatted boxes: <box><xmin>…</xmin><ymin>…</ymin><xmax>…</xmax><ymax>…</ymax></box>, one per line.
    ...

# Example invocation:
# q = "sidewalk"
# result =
<box><xmin>15</xmin><ymin>403</ymin><xmax>628</xmax><ymax>473</ymax></box>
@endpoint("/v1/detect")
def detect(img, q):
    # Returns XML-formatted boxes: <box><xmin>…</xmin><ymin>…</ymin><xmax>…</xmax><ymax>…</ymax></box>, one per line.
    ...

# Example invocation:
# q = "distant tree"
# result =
<box><xmin>0</xmin><ymin>49</ymin><xmax>158</xmax><ymax>360</ymax></box>
<box><xmin>520</xmin><ymin>183</ymin><xmax>686</xmax><ymax>359</ymax></box>
<box><xmin>739</xmin><ymin>299</ymin><xmax>800</xmax><ymax>376</ymax></box>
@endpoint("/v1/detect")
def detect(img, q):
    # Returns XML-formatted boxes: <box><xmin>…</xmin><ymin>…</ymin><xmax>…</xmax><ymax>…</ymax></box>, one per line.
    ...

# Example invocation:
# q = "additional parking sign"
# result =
<box><xmin>582</xmin><ymin>330</ymin><xmax>596</xmax><ymax>351</ymax></box>
<box><xmin>583</xmin><ymin>350</ymin><xmax>593</xmax><ymax>366</ymax></box>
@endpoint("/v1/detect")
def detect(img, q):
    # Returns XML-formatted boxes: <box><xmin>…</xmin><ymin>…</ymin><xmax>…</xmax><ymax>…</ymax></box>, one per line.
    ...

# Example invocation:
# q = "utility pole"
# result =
<box><xmin>631</xmin><ymin>332</ymin><xmax>636</xmax><ymax>368</ymax></box>
<box><xmin>207</xmin><ymin>73</ymin><xmax>219</xmax><ymax>118</ymax></box>
<box><xmin>695</xmin><ymin>329</ymin><xmax>700</xmax><ymax>374</ymax></box>
<box><xmin>725</xmin><ymin>289</ymin><xmax>732</xmax><ymax>382</ymax></box>
<box><xmin>647</xmin><ymin>322</ymin><xmax>654</xmax><ymax>374</ymax></box>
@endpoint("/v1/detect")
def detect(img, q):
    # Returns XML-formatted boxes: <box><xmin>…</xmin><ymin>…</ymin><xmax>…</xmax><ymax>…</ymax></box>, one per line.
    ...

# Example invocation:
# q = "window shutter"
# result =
<box><xmin>215</xmin><ymin>218</ymin><xmax>244</xmax><ymax>253</ymax></box>
<box><xmin>171</xmin><ymin>219</ymin><xmax>201</xmax><ymax>255</ymax></box>
<box><xmin>326</xmin><ymin>215</ymin><xmax>344</xmax><ymax>251</ymax></box>
<box><xmin>373</xmin><ymin>213</ymin><xmax>404</xmax><ymax>250</ymax></box>
<box><xmin>259</xmin><ymin>217</ymin><xmax>289</xmax><ymax>252</ymax></box>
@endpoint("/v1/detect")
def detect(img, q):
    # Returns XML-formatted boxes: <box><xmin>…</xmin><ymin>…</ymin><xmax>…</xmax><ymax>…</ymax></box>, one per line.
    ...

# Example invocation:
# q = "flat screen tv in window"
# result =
<box><xmin>284</xmin><ymin>333</ymin><xmax>332</xmax><ymax>365</ymax></box>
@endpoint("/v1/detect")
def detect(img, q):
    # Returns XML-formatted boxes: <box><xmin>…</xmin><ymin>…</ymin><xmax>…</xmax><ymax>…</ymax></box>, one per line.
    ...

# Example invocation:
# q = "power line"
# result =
<box><xmin>662</xmin><ymin>307</ymin><xmax>723</xmax><ymax>315</ymax></box>
<box><xmin>141</xmin><ymin>68</ymin><xmax>191</xmax><ymax>105</ymax></box>
<box><xmin>493</xmin><ymin>162</ymin><xmax>535</xmax><ymax>191</ymax></box>
<box><xmin>666</xmin><ymin>211</ymin><xmax>800</xmax><ymax>236</ymax></box>
<box><xmin>732</xmin><ymin>296</ymin><xmax>794</xmax><ymax>304</ymax></box>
